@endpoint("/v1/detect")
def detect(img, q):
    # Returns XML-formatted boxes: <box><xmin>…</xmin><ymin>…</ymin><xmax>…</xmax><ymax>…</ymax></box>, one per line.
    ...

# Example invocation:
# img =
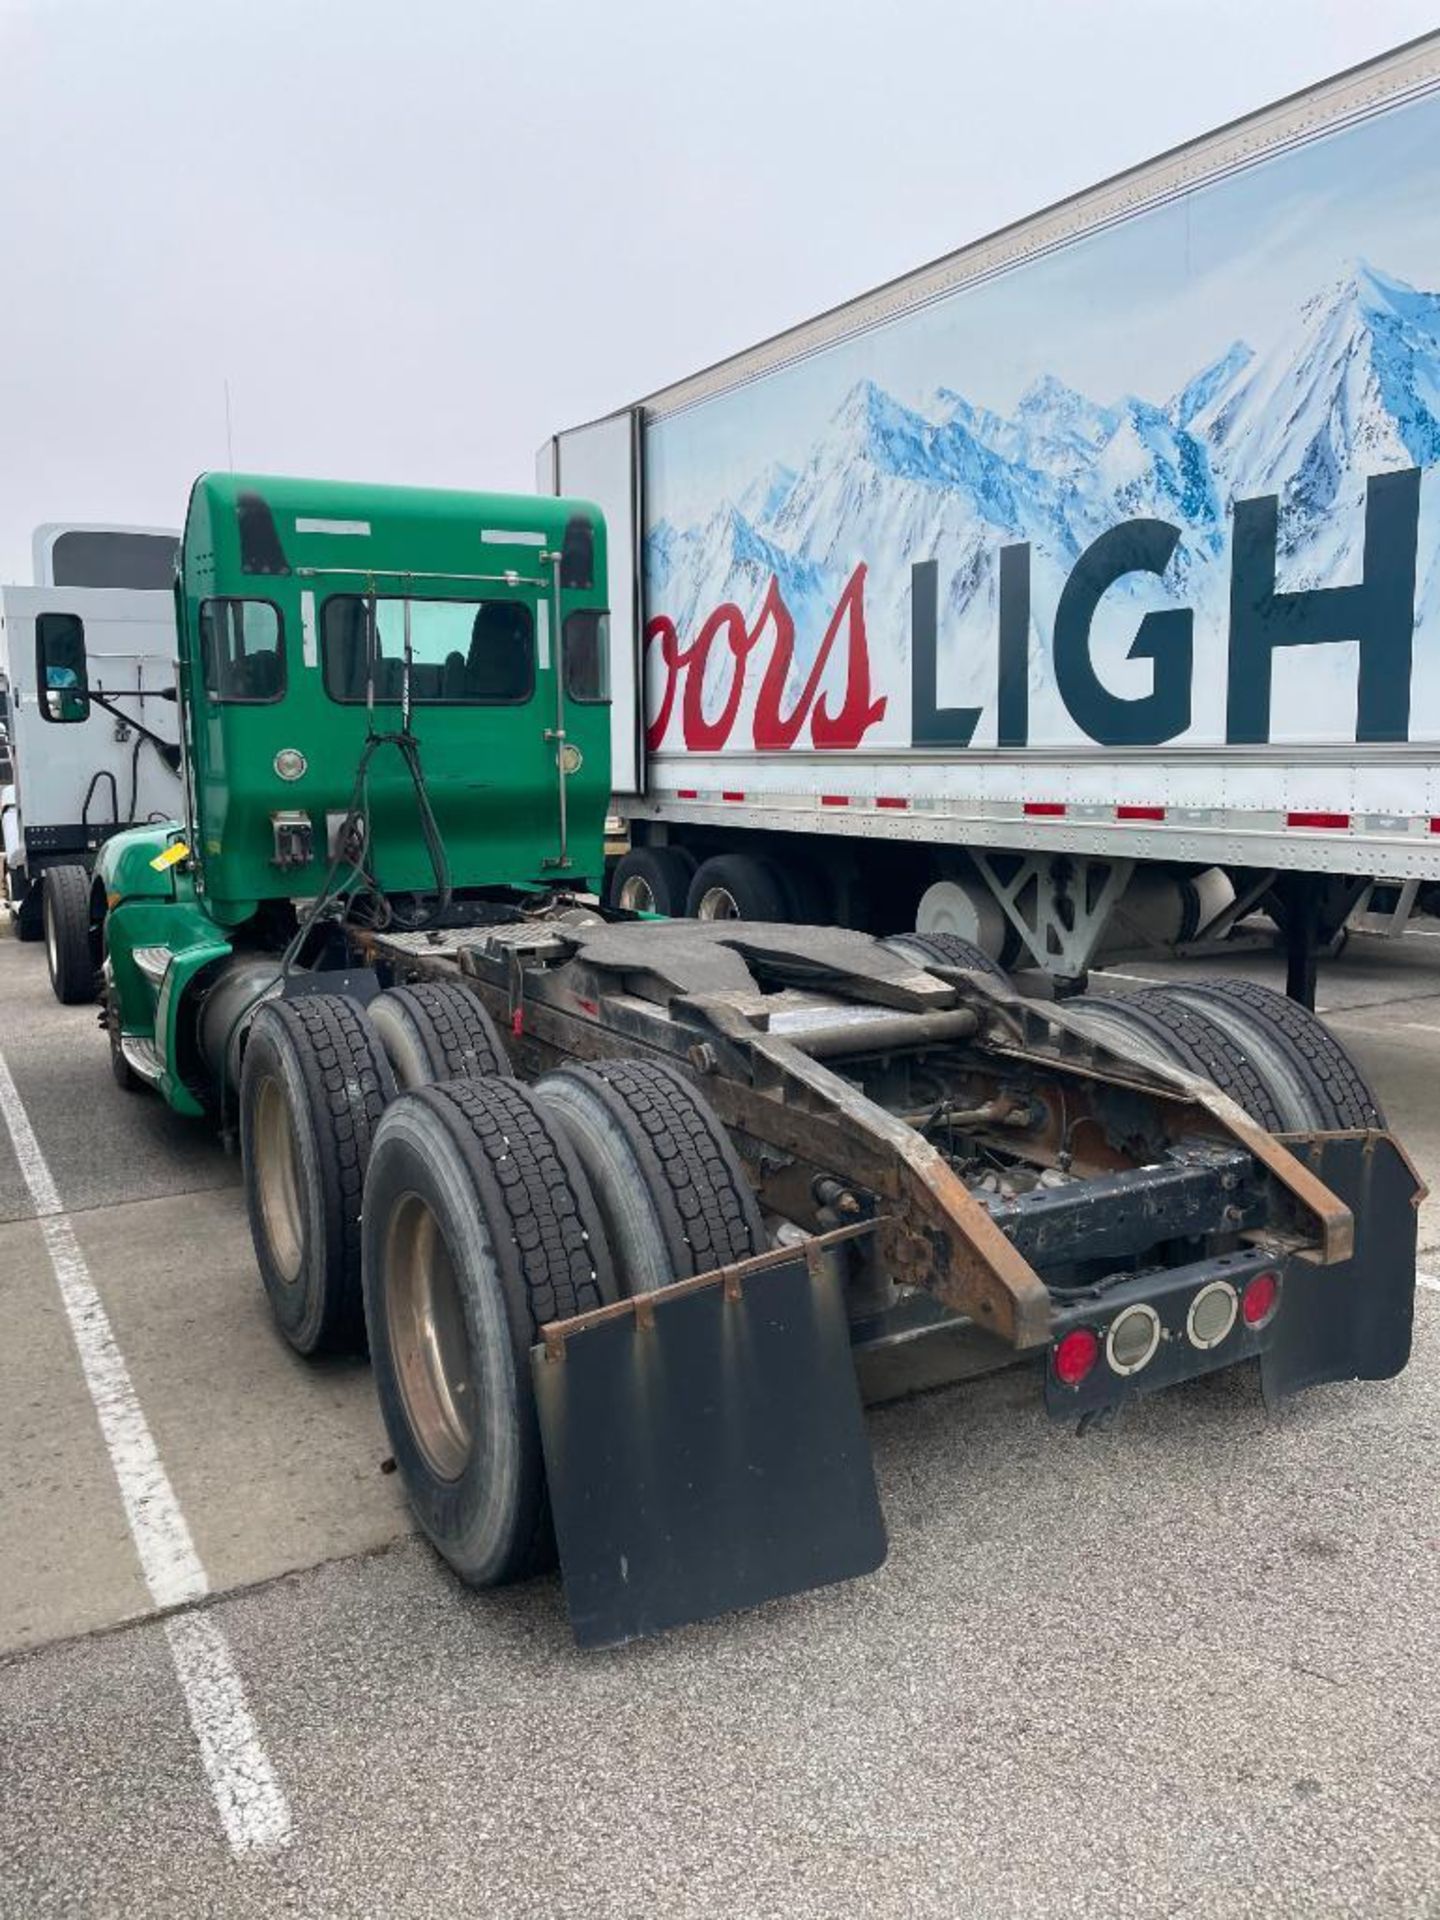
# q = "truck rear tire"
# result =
<box><xmin>368</xmin><ymin>980</ymin><xmax>511</xmax><ymax>1090</ymax></box>
<box><xmin>1136</xmin><ymin>980</ymin><xmax>1385</xmax><ymax>1131</ymax></box>
<box><xmin>686</xmin><ymin>853</ymin><xmax>790</xmax><ymax>922</ymax></box>
<box><xmin>362</xmin><ymin>1078</ymin><xmax>617</xmax><ymax>1586</ymax></box>
<box><xmin>240</xmin><ymin>993</ymin><xmax>396</xmax><ymax>1356</ymax></box>
<box><xmin>1066</xmin><ymin>989</ymin><xmax>1289</xmax><ymax>1132</ymax></box>
<box><xmin>44</xmin><ymin>865</ymin><xmax>97</xmax><ymax>1004</ymax></box>
<box><xmin>536</xmin><ymin>1058</ymin><xmax>767</xmax><ymax>1295</ymax></box>
<box><xmin>884</xmin><ymin>929</ymin><xmax>1009</xmax><ymax>986</ymax></box>
<box><xmin>607</xmin><ymin>846</ymin><xmax>696</xmax><ymax>916</ymax></box>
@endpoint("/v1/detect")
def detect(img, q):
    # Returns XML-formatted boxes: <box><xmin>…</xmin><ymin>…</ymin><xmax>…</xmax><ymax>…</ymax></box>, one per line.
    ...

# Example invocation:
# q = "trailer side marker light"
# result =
<box><xmin>1286</xmin><ymin>811</ymin><xmax>1350</xmax><ymax>830</ymax></box>
<box><xmin>1117</xmin><ymin>805</ymin><xmax>1165</xmax><ymax>821</ymax></box>
<box><xmin>821</xmin><ymin>795</ymin><xmax>849</xmax><ymax>807</ymax></box>
<box><xmin>676</xmin><ymin>789</ymin><xmax>698</xmax><ymax>800</ymax></box>
<box><xmin>1052</xmin><ymin>1327</ymin><xmax>1100</xmax><ymax>1387</ymax></box>
<box><xmin>1241</xmin><ymin>1270</ymin><xmax>1280</xmax><ymax>1327</ymax></box>
<box><xmin>1105</xmin><ymin>1303</ymin><xmax>1162</xmax><ymax>1376</ymax></box>
<box><xmin>1024</xmin><ymin>802</ymin><xmax>1066</xmax><ymax>817</ymax></box>
<box><xmin>1186</xmin><ymin>1280</ymin><xmax>1238</xmax><ymax>1350</ymax></box>
<box><xmin>1429</xmin><ymin>818</ymin><xmax>1440</xmax><ymax>835</ymax></box>
<box><xmin>876</xmin><ymin>796</ymin><xmax>908</xmax><ymax>809</ymax></box>
<box><xmin>722</xmin><ymin>791</ymin><xmax>746</xmax><ymax>803</ymax></box>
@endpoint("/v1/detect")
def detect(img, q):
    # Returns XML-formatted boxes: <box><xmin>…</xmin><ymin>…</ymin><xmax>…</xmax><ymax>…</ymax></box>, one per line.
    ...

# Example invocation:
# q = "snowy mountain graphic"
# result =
<box><xmin>645</xmin><ymin>261</ymin><xmax>1440</xmax><ymax>749</ymax></box>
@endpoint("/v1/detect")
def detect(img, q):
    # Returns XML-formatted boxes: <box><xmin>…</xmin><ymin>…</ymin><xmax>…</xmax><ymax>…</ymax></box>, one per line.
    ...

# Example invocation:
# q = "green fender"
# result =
<box><xmin>101</xmin><ymin>828</ymin><xmax>236</xmax><ymax>1118</ymax></box>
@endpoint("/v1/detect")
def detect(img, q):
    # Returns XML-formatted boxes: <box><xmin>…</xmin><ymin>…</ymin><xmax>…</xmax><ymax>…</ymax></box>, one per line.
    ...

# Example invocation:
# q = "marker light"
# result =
<box><xmin>1187</xmin><ymin>1280</ymin><xmax>1238</xmax><ymax>1351</ymax></box>
<box><xmin>1106</xmin><ymin>1303</ymin><xmax>1162</xmax><ymax>1376</ymax></box>
<box><xmin>1053</xmin><ymin>1327</ymin><xmax>1101</xmax><ymax>1388</ymax></box>
<box><xmin>1242</xmin><ymin>1270</ymin><xmax>1281</xmax><ymax>1327</ymax></box>
<box><xmin>274</xmin><ymin>748</ymin><xmax>307</xmax><ymax>782</ymax></box>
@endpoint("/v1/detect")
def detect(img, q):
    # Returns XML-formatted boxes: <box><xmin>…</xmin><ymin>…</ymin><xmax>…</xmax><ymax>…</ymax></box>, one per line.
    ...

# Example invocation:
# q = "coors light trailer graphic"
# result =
<box><xmin>544</xmin><ymin>33</ymin><xmax>1440</xmax><ymax>1000</ymax></box>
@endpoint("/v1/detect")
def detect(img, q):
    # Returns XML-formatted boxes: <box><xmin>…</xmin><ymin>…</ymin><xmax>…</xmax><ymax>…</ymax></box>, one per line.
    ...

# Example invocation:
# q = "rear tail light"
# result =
<box><xmin>1186</xmin><ymin>1280</ymin><xmax>1238</xmax><ymax>1350</ymax></box>
<box><xmin>1105</xmin><ymin>1303</ymin><xmax>1161</xmax><ymax>1376</ymax></box>
<box><xmin>1052</xmin><ymin>1327</ymin><xmax>1100</xmax><ymax>1387</ymax></box>
<box><xmin>1241</xmin><ymin>1270</ymin><xmax>1281</xmax><ymax>1327</ymax></box>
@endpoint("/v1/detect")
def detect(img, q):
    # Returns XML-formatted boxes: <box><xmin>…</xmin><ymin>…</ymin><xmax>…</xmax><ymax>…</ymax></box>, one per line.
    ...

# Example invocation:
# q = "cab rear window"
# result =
<box><xmin>321</xmin><ymin>596</ymin><xmax>534</xmax><ymax>705</ymax></box>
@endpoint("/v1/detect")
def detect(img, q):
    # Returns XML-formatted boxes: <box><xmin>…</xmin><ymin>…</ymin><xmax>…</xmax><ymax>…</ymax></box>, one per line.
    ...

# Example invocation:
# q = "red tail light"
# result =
<box><xmin>1052</xmin><ymin>1327</ymin><xmax>1100</xmax><ymax>1387</ymax></box>
<box><xmin>1242</xmin><ymin>1270</ymin><xmax>1280</xmax><ymax>1327</ymax></box>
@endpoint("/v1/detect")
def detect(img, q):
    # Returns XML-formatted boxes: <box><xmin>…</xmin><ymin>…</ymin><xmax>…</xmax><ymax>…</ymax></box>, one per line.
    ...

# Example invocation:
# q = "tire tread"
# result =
<box><xmin>1162</xmin><ymin>979</ymin><xmax>1384</xmax><ymax>1129</ymax></box>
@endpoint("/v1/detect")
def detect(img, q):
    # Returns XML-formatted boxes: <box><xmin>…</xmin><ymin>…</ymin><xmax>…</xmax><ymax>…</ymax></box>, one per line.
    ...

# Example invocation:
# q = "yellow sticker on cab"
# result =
<box><xmin>150</xmin><ymin>841</ymin><xmax>190</xmax><ymax>871</ymax></box>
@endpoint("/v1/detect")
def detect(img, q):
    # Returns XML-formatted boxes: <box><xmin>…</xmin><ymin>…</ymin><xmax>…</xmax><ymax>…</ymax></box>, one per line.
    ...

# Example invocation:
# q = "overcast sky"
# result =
<box><xmin>0</xmin><ymin>0</ymin><xmax>1435</xmax><ymax>581</ymax></box>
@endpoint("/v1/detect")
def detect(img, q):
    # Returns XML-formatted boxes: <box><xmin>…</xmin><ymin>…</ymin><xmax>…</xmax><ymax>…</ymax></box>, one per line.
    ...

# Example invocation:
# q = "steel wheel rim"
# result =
<box><xmin>617</xmin><ymin>874</ymin><xmax>657</xmax><ymax>912</ymax></box>
<box><xmin>385</xmin><ymin>1192</ymin><xmax>474</xmax><ymax>1483</ymax></box>
<box><xmin>254</xmin><ymin>1074</ymin><xmax>304</xmax><ymax>1284</ymax></box>
<box><xmin>695</xmin><ymin>884</ymin><xmax>741</xmax><ymax>921</ymax></box>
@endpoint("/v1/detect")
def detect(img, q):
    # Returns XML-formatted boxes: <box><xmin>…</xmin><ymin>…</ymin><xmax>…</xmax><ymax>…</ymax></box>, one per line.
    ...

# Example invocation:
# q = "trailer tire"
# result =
<box><xmin>686</xmin><ymin>853</ymin><xmax>791</xmax><ymax>923</ymax></box>
<box><xmin>362</xmin><ymin>1078</ymin><xmax>616</xmax><ymax>1586</ymax></box>
<box><xmin>772</xmin><ymin>856</ymin><xmax>832</xmax><ymax>927</ymax></box>
<box><xmin>368</xmin><ymin>980</ymin><xmax>511</xmax><ymax>1090</ymax></box>
<box><xmin>1147</xmin><ymin>980</ymin><xmax>1385</xmax><ymax>1131</ymax></box>
<box><xmin>536</xmin><ymin>1058</ymin><xmax>766</xmax><ymax>1295</ymax></box>
<box><xmin>883</xmin><ymin>929</ymin><xmax>1009</xmax><ymax>986</ymax></box>
<box><xmin>241</xmin><ymin>993</ymin><xmax>396</xmax><ymax>1356</ymax></box>
<box><xmin>607</xmin><ymin>846</ymin><xmax>696</xmax><ymax>916</ymax></box>
<box><xmin>1090</xmin><ymin>989</ymin><xmax>1290</xmax><ymax>1132</ymax></box>
<box><xmin>44</xmin><ymin>865</ymin><xmax>97</xmax><ymax>1003</ymax></box>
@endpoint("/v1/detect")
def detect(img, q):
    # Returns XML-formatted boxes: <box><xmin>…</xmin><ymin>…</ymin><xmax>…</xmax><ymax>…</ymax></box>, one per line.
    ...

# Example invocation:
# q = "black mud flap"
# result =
<box><xmin>1262</xmin><ymin>1132</ymin><xmax>1421</xmax><ymax>1403</ymax></box>
<box><xmin>533</xmin><ymin>1245</ymin><xmax>887</xmax><ymax>1649</ymax></box>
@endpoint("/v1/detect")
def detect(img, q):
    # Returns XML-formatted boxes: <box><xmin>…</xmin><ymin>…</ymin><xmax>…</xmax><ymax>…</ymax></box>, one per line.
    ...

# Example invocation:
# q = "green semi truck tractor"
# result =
<box><xmin>92</xmin><ymin>472</ymin><xmax>1421</xmax><ymax>1647</ymax></box>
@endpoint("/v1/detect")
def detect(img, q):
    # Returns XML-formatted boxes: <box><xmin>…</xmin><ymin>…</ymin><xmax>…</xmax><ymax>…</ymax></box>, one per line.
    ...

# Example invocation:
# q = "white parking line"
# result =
<box><xmin>0</xmin><ymin>1044</ymin><xmax>291</xmax><ymax>1856</ymax></box>
<box><xmin>1418</xmin><ymin>1272</ymin><xmax>1440</xmax><ymax>1294</ymax></box>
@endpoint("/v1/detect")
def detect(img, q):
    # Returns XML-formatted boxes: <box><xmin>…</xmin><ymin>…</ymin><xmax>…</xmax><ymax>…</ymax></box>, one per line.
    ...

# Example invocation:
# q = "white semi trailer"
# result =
<box><xmin>543</xmin><ymin>32</ymin><xmax>1440</xmax><ymax>1004</ymax></box>
<box><xmin>0</xmin><ymin>522</ymin><xmax>180</xmax><ymax>999</ymax></box>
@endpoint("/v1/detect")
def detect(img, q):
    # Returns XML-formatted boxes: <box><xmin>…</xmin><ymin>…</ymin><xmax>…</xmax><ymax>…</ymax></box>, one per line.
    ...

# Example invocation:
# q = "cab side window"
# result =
<box><xmin>564</xmin><ymin>609</ymin><xmax>610</xmax><ymax>704</ymax></box>
<box><xmin>36</xmin><ymin>612</ymin><xmax>90</xmax><ymax>723</ymax></box>
<box><xmin>199</xmin><ymin>599</ymin><xmax>284</xmax><ymax>703</ymax></box>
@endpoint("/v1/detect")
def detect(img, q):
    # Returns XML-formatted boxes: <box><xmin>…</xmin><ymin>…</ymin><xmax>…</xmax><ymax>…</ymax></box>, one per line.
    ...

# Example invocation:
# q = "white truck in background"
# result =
<box><xmin>543</xmin><ymin>32</ymin><xmax>1440</xmax><ymax>1004</ymax></box>
<box><xmin>1</xmin><ymin>522</ymin><xmax>180</xmax><ymax>999</ymax></box>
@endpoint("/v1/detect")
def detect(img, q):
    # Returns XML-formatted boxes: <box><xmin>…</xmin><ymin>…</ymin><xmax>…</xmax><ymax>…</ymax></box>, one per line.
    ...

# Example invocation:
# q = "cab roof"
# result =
<box><xmin>183</xmin><ymin>472</ymin><xmax>600</xmax><ymax>586</ymax></box>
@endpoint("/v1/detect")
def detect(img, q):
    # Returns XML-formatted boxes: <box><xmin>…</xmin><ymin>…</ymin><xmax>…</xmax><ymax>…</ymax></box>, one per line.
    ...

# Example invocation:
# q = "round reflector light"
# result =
<box><xmin>1242</xmin><ymin>1270</ymin><xmax>1280</xmax><ymax>1327</ymax></box>
<box><xmin>1053</xmin><ymin>1327</ymin><xmax>1100</xmax><ymax>1388</ymax></box>
<box><xmin>1186</xmin><ymin>1280</ymin><xmax>1238</xmax><ymax>1351</ymax></box>
<box><xmin>1106</xmin><ymin>1303</ymin><xmax>1162</xmax><ymax>1376</ymax></box>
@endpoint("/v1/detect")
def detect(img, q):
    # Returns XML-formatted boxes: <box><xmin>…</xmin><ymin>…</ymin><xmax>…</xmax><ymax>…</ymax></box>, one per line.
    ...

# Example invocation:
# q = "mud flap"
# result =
<box><xmin>533</xmin><ymin>1244</ymin><xmax>887</xmax><ymax>1649</ymax></box>
<box><xmin>1262</xmin><ymin>1132</ymin><xmax>1421</xmax><ymax>1403</ymax></box>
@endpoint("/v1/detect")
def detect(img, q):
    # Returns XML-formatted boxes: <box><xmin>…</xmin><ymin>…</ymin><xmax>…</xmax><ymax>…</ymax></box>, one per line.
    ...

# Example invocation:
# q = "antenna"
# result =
<box><xmin>223</xmin><ymin>380</ymin><xmax>235</xmax><ymax>470</ymax></box>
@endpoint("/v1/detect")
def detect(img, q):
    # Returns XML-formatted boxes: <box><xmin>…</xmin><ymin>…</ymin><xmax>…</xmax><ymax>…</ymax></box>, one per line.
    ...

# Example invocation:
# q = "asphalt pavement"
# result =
<box><xmin>1</xmin><ymin>916</ymin><xmax>1437</xmax><ymax>1919</ymax></box>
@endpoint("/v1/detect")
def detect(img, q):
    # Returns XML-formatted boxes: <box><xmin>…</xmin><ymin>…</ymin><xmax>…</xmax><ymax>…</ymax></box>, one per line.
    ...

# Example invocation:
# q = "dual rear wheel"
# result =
<box><xmin>239</xmin><ymin>977</ymin><xmax>765</xmax><ymax>1588</ymax></box>
<box><xmin>1061</xmin><ymin>976</ymin><xmax>1384</xmax><ymax>1132</ymax></box>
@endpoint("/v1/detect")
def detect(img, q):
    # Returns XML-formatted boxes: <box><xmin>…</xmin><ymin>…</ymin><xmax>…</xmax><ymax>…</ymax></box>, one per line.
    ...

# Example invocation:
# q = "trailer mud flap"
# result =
<box><xmin>1262</xmin><ymin>1132</ymin><xmax>1422</xmax><ymax>1403</ymax></box>
<box><xmin>533</xmin><ymin>1245</ymin><xmax>887</xmax><ymax>1649</ymax></box>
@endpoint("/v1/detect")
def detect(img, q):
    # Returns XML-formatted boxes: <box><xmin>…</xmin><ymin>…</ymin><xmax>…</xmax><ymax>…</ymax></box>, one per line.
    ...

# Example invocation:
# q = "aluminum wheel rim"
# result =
<box><xmin>385</xmin><ymin>1192</ymin><xmax>474</xmax><ymax>1483</ymax></box>
<box><xmin>253</xmin><ymin>1074</ymin><xmax>304</xmax><ymax>1285</ymax></box>
<box><xmin>617</xmin><ymin>874</ymin><xmax>657</xmax><ymax>912</ymax></box>
<box><xmin>695</xmin><ymin>885</ymin><xmax>741</xmax><ymax>921</ymax></box>
<box><xmin>44</xmin><ymin>898</ymin><xmax>58</xmax><ymax>974</ymax></box>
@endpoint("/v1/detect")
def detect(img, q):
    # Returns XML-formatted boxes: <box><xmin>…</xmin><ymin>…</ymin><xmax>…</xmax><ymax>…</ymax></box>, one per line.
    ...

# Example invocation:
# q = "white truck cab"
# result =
<box><xmin>1</xmin><ymin>523</ymin><xmax>180</xmax><ymax>998</ymax></box>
